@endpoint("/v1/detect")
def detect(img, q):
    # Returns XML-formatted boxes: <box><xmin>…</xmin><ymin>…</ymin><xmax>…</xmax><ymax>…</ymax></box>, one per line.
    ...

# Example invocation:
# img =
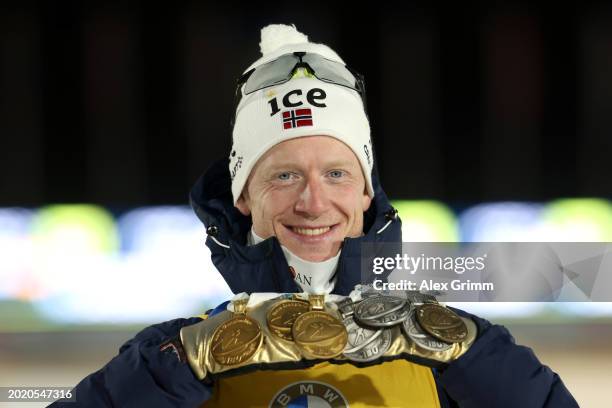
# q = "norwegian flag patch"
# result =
<box><xmin>282</xmin><ymin>108</ymin><xmax>313</xmax><ymax>130</ymax></box>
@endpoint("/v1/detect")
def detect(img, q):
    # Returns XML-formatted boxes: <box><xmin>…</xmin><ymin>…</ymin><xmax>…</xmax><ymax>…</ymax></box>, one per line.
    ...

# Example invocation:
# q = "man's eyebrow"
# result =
<box><xmin>261</xmin><ymin>163</ymin><xmax>299</xmax><ymax>173</ymax></box>
<box><xmin>324</xmin><ymin>160</ymin><xmax>358</xmax><ymax>169</ymax></box>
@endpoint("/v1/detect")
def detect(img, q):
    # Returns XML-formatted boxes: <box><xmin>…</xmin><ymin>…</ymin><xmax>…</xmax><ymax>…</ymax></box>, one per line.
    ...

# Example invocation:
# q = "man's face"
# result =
<box><xmin>236</xmin><ymin>136</ymin><xmax>372</xmax><ymax>262</ymax></box>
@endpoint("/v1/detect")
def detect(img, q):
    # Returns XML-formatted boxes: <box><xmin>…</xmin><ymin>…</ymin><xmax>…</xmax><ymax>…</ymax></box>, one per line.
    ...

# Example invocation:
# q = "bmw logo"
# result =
<box><xmin>269</xmin><ymin>381</ymin><xmax>349</xmax><ymax>408</ymax></box>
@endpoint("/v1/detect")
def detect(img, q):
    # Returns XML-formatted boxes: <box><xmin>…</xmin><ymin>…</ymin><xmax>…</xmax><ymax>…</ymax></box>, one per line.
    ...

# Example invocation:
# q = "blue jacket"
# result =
<box><xmin>50</xmin><ymin>158</ymin><xmax>579</xmax><ymax>407</ymax></box>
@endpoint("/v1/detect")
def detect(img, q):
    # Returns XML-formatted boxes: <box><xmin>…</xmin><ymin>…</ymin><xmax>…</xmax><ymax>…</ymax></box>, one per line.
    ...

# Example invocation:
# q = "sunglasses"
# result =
<box><xmin>231</xmin><ymin>51</ymin><xmax>367</xmax><ymax>126</ymax></box>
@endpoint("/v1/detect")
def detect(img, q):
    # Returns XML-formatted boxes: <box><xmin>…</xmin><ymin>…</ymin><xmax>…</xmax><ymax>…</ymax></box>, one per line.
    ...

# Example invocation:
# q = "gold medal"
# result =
<box><xmin>292</xmin><ymin>294</ymin><xmax>348</xmax><ymax>359</ymax></box>
<box><xmin>210</xmin><ymin>298</ymin><xmax>263</xmax><ymax>366</ymax></box>
<box><xmin>267</xmin><ymin>298</ymin><xmax>310</xmax><ymax>341</ymax></box>
<box><xmin>415</xmin><ymin>303</ymin><xmax>467</xmax><ymax>343</ymax></box>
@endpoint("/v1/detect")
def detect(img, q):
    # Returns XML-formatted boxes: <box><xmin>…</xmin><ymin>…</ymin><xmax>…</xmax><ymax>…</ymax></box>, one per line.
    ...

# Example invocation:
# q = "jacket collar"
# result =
<box><xmin>190</xmin><ymin>158</ymin><xmax>401</xmax><ymax>296</ymax></box>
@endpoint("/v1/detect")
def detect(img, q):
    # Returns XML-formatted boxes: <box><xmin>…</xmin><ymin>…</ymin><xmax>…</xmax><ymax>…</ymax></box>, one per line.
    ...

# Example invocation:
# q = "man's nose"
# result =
<box><xmin>294</xmin><ymin>177</ymin><xmax>328</xmax><ymax>218</ymax></box>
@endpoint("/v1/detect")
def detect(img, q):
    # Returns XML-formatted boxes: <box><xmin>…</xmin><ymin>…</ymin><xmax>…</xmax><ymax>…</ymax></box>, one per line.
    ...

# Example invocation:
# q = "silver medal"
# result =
<box><xmin>354</xmin><ymin>295</ymin><xmax>407</xmax><ymax>321</ymax></box>
<box><xmin>344</xmin><ymin>326</ymin><xmax>392</xmax><ymax>362</ymax></box>
<box><xmin>343</xmin><ymin>317</ymin><xmax>382</xmax><ymax>354</ymax></box>
<box><xmin>355</xmin><ymin>300</ymin><xmax>411</xmax><ymax>328</ymax></box>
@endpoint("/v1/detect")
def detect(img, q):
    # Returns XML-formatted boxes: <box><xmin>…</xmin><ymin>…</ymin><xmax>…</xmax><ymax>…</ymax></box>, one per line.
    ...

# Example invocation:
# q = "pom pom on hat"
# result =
<box><xmin>245</xmin><ymin>24</ymin><xmax>344</xmax><ymax>72</ymax></box>
<box><xmin>259</xmin><ymin>24</ymin><xmax>309</xmax><ymax>56</ymax></box>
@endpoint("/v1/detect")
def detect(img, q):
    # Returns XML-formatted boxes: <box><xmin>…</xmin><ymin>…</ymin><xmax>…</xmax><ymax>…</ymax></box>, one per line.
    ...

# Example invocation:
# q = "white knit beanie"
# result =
<box><xmin>229</xmin><ymin>24</ymin><xmax>374</xmax><ymax>204</ymax></box>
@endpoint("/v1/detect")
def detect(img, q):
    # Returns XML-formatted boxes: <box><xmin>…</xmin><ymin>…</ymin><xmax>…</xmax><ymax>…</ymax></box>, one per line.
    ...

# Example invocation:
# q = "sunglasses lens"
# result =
<box><xmin>243</xmin><ymin>54</ymin><xmax>298</xmax><ymax>94</ymax></box>
<box><xmin>302</xmin><ymin>54</ymin><xmax>359</xmax><ymax>90</ymax></box>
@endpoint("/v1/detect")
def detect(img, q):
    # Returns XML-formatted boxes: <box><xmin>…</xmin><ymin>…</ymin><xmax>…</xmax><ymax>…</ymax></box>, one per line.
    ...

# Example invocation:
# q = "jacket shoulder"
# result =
<box><xmin>437</xmin><ymin>306</ymin><xmax>579</xmax><ymax>407</ymax></box>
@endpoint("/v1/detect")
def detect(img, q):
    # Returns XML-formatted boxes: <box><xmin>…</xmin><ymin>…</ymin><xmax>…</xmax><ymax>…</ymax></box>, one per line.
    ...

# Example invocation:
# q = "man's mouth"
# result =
<box><xmin>290</xmin><ymin>225</ymin><xmax>333</xmax><ymax>237</ymax></box>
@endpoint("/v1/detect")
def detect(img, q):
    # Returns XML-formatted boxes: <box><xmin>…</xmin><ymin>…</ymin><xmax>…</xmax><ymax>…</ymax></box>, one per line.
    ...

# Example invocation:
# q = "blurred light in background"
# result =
<box><xmin>0</xmin><ymin>205</ymin><xmax>233</xmax><ymax>329</ymax></box>
<box><xmin>392</xmin><ymin>200</ymin><xmax>459</xmax><ymax>242</ymax></box>
<box><xmin>458</xmin><ymin>202</ymin><xmax>544</xmax><ymax>242</ymax></box>
<box><xmin>0</xmin><ymin>208</ymin><xmax>35</xmax><ymax>300</ymax></box>
<box><xmin>541</xmin><ymin>198</ymin><xmax>612</xmax><ymax>241</ymax></box>
<box><xmin>1</xmin><ymin>200</ymin><xmax>612</xmax><ymax>331</ymax></box>
<box><xmin>28</xmin><ymin>205</ymin><xmax>118</xmax><ymax>303</ymax></box>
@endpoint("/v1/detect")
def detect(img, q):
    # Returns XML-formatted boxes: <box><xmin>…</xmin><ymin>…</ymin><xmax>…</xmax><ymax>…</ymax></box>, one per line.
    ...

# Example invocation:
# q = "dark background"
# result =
<box><xmin>1</xmin><ymin>1</ymin><xmax>611</xmax><ymax>206</ymax></box>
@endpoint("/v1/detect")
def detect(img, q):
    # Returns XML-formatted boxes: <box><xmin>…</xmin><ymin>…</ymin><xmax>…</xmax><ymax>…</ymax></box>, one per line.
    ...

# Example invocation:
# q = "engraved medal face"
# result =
<box><xmin>354</xmin><ymin>295</ymin><xmax>407</xmax><ymax>321</ymax></box>
<box><xmin>266</xmin><ymin>299</ymin><xmax>310</xmax><ymax>341</ymax></box>
<box><xmin>402</xmin><ymin>309</ymin><xmax>451</xmax><ymax>352</ymax></box>
<box><xmin>416</xmin><ymin>304</ymin><xmax>468</xmax><ymax>343</ymax></box>
<box><xmin>292</xmin><ymin>310</ymin><xmax>348</xmax><ymax>359</ymax></box>
<box><xmin>344</xmin><ymin>327</ymin><xmax>392</xmax><ymax>362</ymax></box>
<box><xmin>210</xmin><ymin>315</ymin><xmax>263</xmax><ymax>366</ymax></box>
<box><xmin>342</xmin><ymin>316</ymin><xmax>382</xmax><ymax>354</ymax></box>
<box><xmin>355</xmin><ymin>298</ymin><xmax>411</xmax><ymax>328</ymax></box>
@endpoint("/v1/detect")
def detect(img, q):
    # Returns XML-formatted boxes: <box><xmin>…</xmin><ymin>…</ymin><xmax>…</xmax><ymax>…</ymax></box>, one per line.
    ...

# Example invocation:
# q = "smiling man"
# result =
<box><xmin>237</xmin><ymin>135</ymin><xmax>371</xmax><ymax>261</ymax></box>
<box><xmin>50</xmin><ymin>24</ymin><xmax>578</xmax><ymax>408</ymax></box>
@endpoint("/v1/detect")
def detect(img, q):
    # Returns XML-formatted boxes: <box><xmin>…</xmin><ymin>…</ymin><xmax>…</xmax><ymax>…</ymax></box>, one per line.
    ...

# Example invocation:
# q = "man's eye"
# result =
<box><xmin>278</xmin><ymin>172</ymin><xmax>292</xmax><ymax>180</ymax></box>
<box><xmin>329</xmin><ymin>170</ymin><xmax>344</xmax><ymax>178</ymax></box>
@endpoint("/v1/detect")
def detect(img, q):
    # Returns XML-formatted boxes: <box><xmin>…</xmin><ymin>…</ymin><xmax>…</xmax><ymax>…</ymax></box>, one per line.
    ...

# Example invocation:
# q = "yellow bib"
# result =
<box><xmin>200</xmin><ymin>359</ymin><xmax>440</xmax><ymax>408</ymax></box>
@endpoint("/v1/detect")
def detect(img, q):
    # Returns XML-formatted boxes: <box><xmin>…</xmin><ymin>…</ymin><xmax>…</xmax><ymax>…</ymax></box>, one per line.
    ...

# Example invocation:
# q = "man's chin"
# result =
<box><xmin>283</xmin><ymin>243</ymin><xmax>338</xmax><ymax>262</ymax></box>
<box><xmin>297</xmin><ymin>253</ymin><xmax>336</xmax><ymax>262</ymax></box>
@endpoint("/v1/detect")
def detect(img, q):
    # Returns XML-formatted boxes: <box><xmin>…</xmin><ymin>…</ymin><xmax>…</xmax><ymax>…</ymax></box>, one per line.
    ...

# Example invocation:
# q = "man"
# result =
<box><xmin>51</xmin><ymin>24</ymin><xmax>578</xmax><ymax>407</ymax></box>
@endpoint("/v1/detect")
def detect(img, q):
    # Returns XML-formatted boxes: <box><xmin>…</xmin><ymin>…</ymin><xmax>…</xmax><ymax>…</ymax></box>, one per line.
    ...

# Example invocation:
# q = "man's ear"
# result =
<box><xmin>235</xmin><ymin>193</ymin><xmax>251</xmax><ymax>216</ymax></box>
<box><xmin>362</xmin><ymin>188</ymin><xmax>372</xmax><ymax>212</ymax></box>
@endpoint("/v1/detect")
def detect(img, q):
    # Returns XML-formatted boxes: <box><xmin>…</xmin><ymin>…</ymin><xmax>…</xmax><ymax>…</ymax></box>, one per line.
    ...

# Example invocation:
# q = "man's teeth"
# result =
<box><xmin>291</xmin><ymin>226</ymin><xmax>331</xmax><ymax>236</ymax></box>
